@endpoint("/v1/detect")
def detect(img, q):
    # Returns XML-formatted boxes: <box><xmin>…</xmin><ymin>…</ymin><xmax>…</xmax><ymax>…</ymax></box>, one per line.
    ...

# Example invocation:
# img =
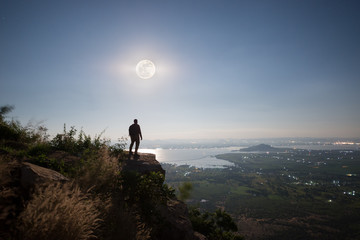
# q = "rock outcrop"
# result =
<box><xmin>20</xmin><ymin>162</ymin><xmax>69</xmax><ymax>189</ymax></box>
<box><xmin>122</xmin><ymin>153</ymin><xmax>165</xmax><ymax>175</ymax></box>
<box><xmin>121</xmin><ymin>153</ymin><xmax>206</xmax><ymax>240</ymax></box>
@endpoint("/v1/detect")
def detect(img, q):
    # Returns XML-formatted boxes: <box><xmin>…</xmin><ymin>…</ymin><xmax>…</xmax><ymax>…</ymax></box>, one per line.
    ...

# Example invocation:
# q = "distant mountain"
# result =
<box><xmin>240</xmin><ymin>144</ymin><xmax>288</xmax><ymax>152</ymax></box>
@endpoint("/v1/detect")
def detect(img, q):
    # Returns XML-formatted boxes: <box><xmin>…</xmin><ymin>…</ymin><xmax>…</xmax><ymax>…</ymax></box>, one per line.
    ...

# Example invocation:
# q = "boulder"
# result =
<box><xmin>20</xmin><ymin>162</ymin><xmax>69</xmax><ymax>189</ymax></box>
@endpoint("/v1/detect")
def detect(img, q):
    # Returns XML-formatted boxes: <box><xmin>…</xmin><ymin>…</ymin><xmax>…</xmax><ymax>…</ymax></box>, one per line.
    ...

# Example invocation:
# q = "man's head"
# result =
<box><xmin>134</xmin><ymin>119</ymin><xmax>138</xmax><ymax>124</ymax></box>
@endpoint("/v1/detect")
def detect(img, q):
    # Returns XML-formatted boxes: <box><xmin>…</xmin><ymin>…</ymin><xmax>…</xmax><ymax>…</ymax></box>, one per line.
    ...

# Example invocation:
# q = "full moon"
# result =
<box><xmin>136</xmin><ymin>60</ymin><xmax>156</xmax><ymax>79</ymax></box>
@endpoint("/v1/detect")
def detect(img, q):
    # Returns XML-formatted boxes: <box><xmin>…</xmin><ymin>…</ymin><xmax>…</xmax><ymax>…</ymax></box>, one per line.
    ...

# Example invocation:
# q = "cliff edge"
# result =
<box><xmin>122</xmin><ymin>153</ymin><xmax>206</xmax><ymax>240</ymax></box>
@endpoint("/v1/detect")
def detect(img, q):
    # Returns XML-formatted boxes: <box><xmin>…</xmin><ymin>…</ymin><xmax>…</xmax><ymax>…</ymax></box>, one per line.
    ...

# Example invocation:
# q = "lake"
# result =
<box><xmin>138</xmin><ymin>143</ymin><xmax>360</xmax><ymax>168</ymax></box>
<box><xmin>138</xmin><ymin>148</ymin><xmax>237</xmax><ymax>168</ymax></box>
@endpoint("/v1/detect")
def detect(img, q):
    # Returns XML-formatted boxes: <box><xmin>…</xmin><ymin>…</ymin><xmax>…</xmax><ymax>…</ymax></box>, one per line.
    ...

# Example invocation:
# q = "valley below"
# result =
<box><xmin>162</xmin><ymin>146</ymin><xmax>360</xmax><ymax>239</ymax></box>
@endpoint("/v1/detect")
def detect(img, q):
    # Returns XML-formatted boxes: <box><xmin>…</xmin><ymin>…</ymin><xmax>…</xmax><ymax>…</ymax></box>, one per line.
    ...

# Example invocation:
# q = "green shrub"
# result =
<box><xmin>0</xmin><ymin>123</ymin><xmax>21</xmax><ymax>142</ymax></box>
<box><xmin>51</xmin><ymin>125</ymin><xmax>79</xmax><ymax>154</ymax></box>
<box><xmin>29</xmin><ymin>154</ymin><xmax>66</xmax><ymax>175</ymax></box>
<box><xmin>25</xmin><ymin>143</ymin><xmax>68</xmax><ymax>174</ymax></box>
<box><xmin>189</xmin><ymin>207</ymin><xmax>244</xmax><ymax>240</ymax></box>
<box><xmin>27</xmin><ymin>143</ymin><xmax>52</xmax><ymax>156</ymax></box>
<box><xmin>51</xmin><ymin>124</ymin><xmax>109</xmax><ymax>155</ymax></box>
<box><xmin>0</xmin><ymin>105</ymin><xmax>49</xmax><ymax>145</ymax></box>
<box><xmin>121</xmin><ymin>171</ymin><xmax>175</xmax><ymax>217</ymax></box>
<box><xmin>109</xmin><ymin>137</ymin><xmax>126</xmax><ymax>160</ymax></box>
<box><xmin>0</xmin><ymin>105</ymin><xmax>18</xmax><ymax>141</ymax></box>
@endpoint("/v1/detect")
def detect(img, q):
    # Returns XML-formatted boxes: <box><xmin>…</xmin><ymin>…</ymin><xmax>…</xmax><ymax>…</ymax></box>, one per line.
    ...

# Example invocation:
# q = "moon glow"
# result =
<box><xmin>136</xmin><ymin>60</ymin><xmax>156</xmax><ymax>79</ymax></box>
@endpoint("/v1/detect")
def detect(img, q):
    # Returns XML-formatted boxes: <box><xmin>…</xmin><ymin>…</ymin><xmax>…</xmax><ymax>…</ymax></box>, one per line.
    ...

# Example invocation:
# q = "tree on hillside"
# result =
<box><xmin>189</xmin><ymin>207</ymin><xmax>244</xmax><ymax>240</ymax></box>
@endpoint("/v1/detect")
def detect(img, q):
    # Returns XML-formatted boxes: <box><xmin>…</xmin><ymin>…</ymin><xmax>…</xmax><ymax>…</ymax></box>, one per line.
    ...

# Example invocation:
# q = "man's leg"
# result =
<box><xmin>134</xmin><ymin>138</ymin><xmax>140</xmax><ymax>155</ymax></box>
<box><xmin>129</xmin><ymin>139</ymin><xmax>134</xmax><ymax>154</ymax></box>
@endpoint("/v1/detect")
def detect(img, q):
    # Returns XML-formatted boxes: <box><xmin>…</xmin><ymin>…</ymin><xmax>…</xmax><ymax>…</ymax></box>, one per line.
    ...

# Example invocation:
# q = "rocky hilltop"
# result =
<box><xmin>0</xmin><ymin>150</ymin><xmax>206</xmax><ymax>240</ymax></box>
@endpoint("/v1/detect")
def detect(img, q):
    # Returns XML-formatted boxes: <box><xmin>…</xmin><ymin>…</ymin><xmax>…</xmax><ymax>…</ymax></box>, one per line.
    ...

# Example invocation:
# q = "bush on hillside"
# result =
<box><xmin>51</xmin><ymin>124</ymin><xmax>109</xmax><ymax>155</ymax></box>
<box><xmin>178</xmin><ymin>182</ymin><xmax>193</xmax><ymax>201</ymax></box>
<box><xmin>121</xmin><ymin>171</ymin><xmax>175</xmax><ymax>218</ymax></box>
<box><xmin>189</xmin><ymin>207</ymin><xmax>244</xmax><ymax>240</ymax></box>
<box><xmin>0</xmin><ymin>105</ymin><xmax>49</xmax><ymax>145</ymax></box>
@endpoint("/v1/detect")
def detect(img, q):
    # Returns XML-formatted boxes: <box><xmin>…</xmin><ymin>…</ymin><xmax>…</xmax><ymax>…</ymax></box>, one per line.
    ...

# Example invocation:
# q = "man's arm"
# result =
<box><xmin>139</xmin><ymin>126</ymin><xmax>143</xmax><ymax>140</ymax></box>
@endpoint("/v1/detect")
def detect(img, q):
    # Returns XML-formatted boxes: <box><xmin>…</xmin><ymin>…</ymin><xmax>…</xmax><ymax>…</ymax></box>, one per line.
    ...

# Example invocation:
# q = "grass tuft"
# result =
<box><xmin>18</xmin><ymin>182</ymin><xmax>102</xmax><ymax>240</ymax></box>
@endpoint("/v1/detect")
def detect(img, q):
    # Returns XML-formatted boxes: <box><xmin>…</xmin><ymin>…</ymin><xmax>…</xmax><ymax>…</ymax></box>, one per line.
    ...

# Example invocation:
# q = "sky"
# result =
<box><xmin>1</xmin><ymin>0</ymin><xmax>360</xmax><ymax>141</ymax></box>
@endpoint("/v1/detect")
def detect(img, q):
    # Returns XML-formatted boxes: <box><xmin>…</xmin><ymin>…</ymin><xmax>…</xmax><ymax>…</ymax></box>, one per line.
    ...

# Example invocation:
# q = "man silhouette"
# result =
<box><xmin>129</xmin><ymin>119</ymin><xmax>142</xmax><ymax>156</ymax></box>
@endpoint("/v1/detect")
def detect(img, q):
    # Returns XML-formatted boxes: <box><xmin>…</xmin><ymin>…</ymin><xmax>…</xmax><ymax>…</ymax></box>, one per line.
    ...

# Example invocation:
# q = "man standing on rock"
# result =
<box><xmin>129</xmin><ymin>119</ymin><xmax>142</xmax><ymax>156</ymax></box>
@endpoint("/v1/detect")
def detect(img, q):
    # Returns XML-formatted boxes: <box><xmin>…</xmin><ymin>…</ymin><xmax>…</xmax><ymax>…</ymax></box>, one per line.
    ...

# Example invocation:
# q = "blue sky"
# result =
<box><xmin>1</xmin><ymin>0</ymin><xmax>359</xmax><ymax>140</ymax></box>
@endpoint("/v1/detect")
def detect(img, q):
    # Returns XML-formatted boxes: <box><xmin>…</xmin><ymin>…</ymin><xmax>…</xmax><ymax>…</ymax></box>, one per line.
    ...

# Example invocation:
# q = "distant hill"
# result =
<box><xmin>240</xmin><ymin>144</ymin><xmax>288</xmax><ymax>152</ymax></box>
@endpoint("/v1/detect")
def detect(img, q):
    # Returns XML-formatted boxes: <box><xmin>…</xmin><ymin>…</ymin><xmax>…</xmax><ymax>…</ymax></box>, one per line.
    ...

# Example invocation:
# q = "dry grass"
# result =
<box><xmin>135</xmin><ymin>214</ymin><xmax>152</xmax><ymax>240</ymax></box>
<box><xmin>18</xmin><ymin>182</ymin><xmax>102</xmax><ymax>240</ymax></box>
<box><xmin>0</xmin><ymin>155</ymin><xmax>21</xmax><ymax>239</ymax></box>
<box><xmin>0</xmin><ymin>154</ymin><xmax>18</xmax><ymax>187</ymax></box>
<box><xmin>77</xmin><ymin>147</ymin><xmax>120</xmax><ymax>193</ymax></box>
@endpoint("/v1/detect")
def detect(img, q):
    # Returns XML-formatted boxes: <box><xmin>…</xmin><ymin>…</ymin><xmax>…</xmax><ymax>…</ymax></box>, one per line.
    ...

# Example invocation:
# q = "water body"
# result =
<box><xmin>139</xmin><ymin>148</ymin><xmax>237</xmax><ymax>168</ymax></box>
<box><xmin>138</xmin><ymin>144</ymin><xmax>359</xmax><ymax>168</ymax></box>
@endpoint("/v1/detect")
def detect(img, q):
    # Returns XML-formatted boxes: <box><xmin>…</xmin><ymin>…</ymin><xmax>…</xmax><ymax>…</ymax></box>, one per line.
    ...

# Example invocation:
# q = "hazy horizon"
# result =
<box><xmin>1</xmin><ymin>0</ymin><xmax>360</xmax><ymax>141</ymax></box>
<box><xmin>140</xmin><ymin>137</ymin><xmax>360</xmax><ymax>150</ymax></box>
